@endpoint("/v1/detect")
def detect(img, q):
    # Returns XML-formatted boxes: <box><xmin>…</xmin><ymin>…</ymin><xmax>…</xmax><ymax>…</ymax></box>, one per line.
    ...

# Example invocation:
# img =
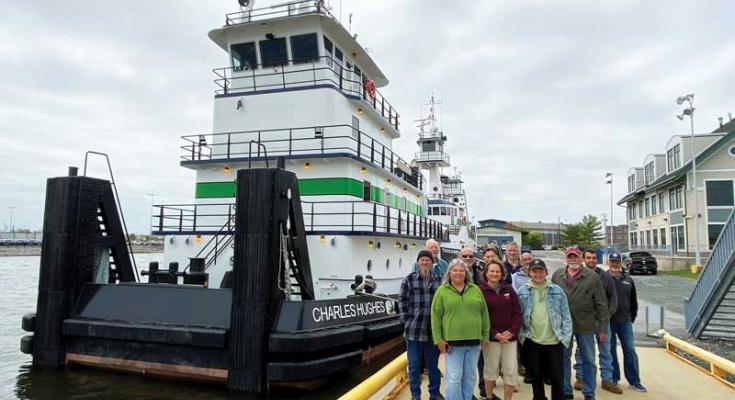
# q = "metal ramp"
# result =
<box><xmin>686</xmin><ymin>209</ymin><xmax>735</xmax><ymax>339</ymax></box>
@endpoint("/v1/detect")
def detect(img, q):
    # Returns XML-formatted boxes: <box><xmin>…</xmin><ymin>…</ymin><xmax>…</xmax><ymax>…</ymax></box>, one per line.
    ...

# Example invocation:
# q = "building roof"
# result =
<box><xmin>477</xmin><ymin>219</ymin><xmax>524</xmax><ymax>232</ymax></box>
<box><xmin>617</xmin><ymin>125</ymin><xmax>735</xmax><ymax>205</ymax></box>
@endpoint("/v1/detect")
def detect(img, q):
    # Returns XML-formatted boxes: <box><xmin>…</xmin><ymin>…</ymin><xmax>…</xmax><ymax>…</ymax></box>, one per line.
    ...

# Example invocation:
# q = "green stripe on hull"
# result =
<box><xmin>195</xmin><ymin>178</ymin><xmax>425</xmax><ymax>215</ymax></box>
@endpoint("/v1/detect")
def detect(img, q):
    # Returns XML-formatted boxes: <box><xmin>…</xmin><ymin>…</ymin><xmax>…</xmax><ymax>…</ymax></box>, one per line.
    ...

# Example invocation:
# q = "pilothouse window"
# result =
<box><xmin>290</xmin><ymin>33</ymin><xmax>318</xmax><ymax>64</ymax></box>
<box><xmin>259</xmin><ymin>37</ymin><xmax>288</xmax><ymax>68</ymax></box>
<box><xmin>231</xmin><ymin>42</ymin><xmax>257</xmax><ymax>71</ymax></box>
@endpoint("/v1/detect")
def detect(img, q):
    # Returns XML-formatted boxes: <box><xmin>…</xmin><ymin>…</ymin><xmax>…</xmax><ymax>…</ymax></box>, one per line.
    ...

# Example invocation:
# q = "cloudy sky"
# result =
<box><xmin>1</xmin><ymin>0</ymin><xmax>734</xmax><ymax>234</ymax></box>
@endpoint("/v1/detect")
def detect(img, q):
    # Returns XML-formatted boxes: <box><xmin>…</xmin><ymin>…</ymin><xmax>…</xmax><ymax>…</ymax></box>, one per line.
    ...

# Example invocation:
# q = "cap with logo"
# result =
<box><xmin>529</xmin><ymin>259</ymin><xmax>547</xmax><ymax>271</ymax></box>
<box><xmin>608</xmin><ymin>252</ymin><xmax>622</xmax><ymax>262</ymax></box>
<box><xmin>565</xmin><ymin>246</ymin><xmax>582</xmax><ymax>257</ymax></box>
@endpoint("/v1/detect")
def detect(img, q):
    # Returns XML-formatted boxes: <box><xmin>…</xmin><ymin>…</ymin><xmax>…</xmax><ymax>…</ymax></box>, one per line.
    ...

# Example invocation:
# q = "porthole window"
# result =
<box><xmin>729</xmin><ymin>145</ymin><xmax>735</xmax><ymax>157</ymax></box>
<box><xmin>386</xmin><ymin>259</ymin><xmax>390</xmax><ymax>270</ymax></box>
<box><xmin>366</xmin><ymin>259</ymin><xmax>372</xmax><ymax>272</ymax></box>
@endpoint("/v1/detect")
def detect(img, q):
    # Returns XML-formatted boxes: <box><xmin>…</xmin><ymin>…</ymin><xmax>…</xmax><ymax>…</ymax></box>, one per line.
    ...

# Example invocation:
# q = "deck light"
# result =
<box><xmin>358</xmin><ymin>108</ymin><xmax>364</xmax><ymax>115</ymax></box>
<box><xmin>394</xmin><ymin>242</ymin><xmax>401</xmax><ymax>249</ymax></box>
<box><xmin>360</xmin><ymin>166</ymin><xmax>367</xmax><ymax>175</ymax></box>
<box><xmin>380</xmin><ymin>127</ymin><xmax>385</xmax><ymax>133</ymax></box>
<box><xmin>330</xmin><ymin>236</ymin><xmax>336</xmax><ymax>246</ymax></box>
<box><xmin>223</xmin><ymin>165</ymin><xmax>231</xmax><ymax>174</ymax></box>
<box><xmin>368</xmin><ymin>240</ymin><xmax>374</xmax><ymax>249</ymax></box>
<box><xmin>195</xmin><ymin>235</ymin><xmax>203</xmax><ymax>244</ymax></box>
<box><xmin>319</xmin><ymin>235</ymin><xmax>326</xmax><ymax>244</ymax></box>
<box><xmin>411</xmin><ymin>243</ymin><xmax>416</xmax><ymax>249</ymax></box>
<box><xmin>304</xmin><ymin>162</ymin><xmax>311</xmax><ymax>171</ymax></box>
<box><xmin>401</xmin><ymin>187</ymin><xmax>408</xmax><ymax>194</ymax></box>
<box><xmin>386</xmin><ymin>178</ymin><xmax>392</xmax><ymax>184</ymax></box>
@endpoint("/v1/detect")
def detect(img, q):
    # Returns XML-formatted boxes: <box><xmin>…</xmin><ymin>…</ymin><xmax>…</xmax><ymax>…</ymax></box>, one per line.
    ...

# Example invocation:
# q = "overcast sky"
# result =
<box><xmin>1</xmin><ymin>0</ymin><xmax>734</xmax><ymax>234</ymax></box>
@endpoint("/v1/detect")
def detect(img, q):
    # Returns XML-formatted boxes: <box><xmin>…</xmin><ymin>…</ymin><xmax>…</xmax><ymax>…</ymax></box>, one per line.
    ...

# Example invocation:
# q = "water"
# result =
<box><xmin>0</xmin><ymin>255</ymin><xmax>394</xmax><ymax>399</ymax></box>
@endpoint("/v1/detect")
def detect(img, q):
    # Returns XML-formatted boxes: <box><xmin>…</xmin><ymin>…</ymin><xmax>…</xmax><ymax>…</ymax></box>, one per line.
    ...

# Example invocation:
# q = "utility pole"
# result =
<box><xmin>676</xmin><ymin>94</ymin><xmax>701</xmax><ymax>266</ymax></box>
<box><xmin>9</xmin><ymin>206</ymin><xmax>15</xmax><ymax>239</ymax></box>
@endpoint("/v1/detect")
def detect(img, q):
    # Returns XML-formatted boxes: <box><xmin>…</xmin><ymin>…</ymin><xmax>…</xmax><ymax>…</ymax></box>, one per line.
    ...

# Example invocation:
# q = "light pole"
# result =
<box><xmin>605</xmin><ymin>172</ymin><xmax>613</xmax><ymax>248</ymax></box>
<box><xmin>8</xmin><ymin>206</ymin><xmax>15</xmax><ymax>239</ymax></box>
<box><xmin>146</xmin><ymin>194</ymin><xmax>156</xmax><ymax>248</ymax></box>
<box><xmin>676</xmin><ymin>93</ymin><xmax>701</xmax><ymax>266</ymax></box>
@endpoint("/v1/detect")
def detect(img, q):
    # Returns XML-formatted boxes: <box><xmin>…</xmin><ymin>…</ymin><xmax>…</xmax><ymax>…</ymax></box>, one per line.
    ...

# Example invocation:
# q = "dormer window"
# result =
<box><xmin>259</xmin><ymin>37</ymin><xmax>288</xmax><ymax>68</ymax></box>
<box><xmin>667</xmin><ymin>144</ymin><xmax>681</xmax><ymax>172</ymax></box>
<box><xmin>644</xmin><ymin>162</ymin><xmax>655</xmax><ymax>184</ymax></box>
<box><xmin>231</xmin><ymin>42</ymin><xmax>258</xmax><ymax>71</ymax></box>
<box><xmin>627</xmin><ymin>175</ymin><xmax>635</xmax><ymax>192</ymax></box>
<box><xmin>290</xmin><ymin>33</ymin><xmax>318</xmax><ymax>64</ymax></box>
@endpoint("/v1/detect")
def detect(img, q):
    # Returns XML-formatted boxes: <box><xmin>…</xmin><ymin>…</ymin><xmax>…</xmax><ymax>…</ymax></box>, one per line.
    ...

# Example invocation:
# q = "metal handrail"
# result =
<box><xmin>225</xmin><ymin>0</ymin><xmax>336</xmax><ymax>26</ymax></box>
<box><xmin>83</xmin><ymin>151</ymin><xmax>139</xmax><ymax>282</ymax></box>
<box><xmin>685</xmin><ymin>208</ymin><xmax>735</xmax><ymax>336</ymax></box>
<box><xmin>151</xmin><ymin>200</ymin><xmax>447</xmax><ymax>241</ymax></box>
<box><xmin>181</xmin><ymin>124</ymin><xmax>422</xmax><ymax>189</ymax></box>
<box><xmin>212</xmin><ymin>56</ymin><xmax>399</xmax><ymax>129</ymax></box>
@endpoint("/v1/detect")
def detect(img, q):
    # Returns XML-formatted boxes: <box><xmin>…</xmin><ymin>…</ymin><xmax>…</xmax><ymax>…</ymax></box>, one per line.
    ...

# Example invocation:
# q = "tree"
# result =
<box><xmin>522</xmin><ymin>232</ymin><xmax>544</xmax><ymax>250</ymax></box>
<box><xmin>560</xmin><ymin>215</ymin><xmax>604</xmax><ymax>250</ymax></box>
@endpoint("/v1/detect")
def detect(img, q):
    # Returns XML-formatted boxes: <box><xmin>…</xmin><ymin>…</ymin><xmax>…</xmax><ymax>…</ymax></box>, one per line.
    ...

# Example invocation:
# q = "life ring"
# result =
<box><xmin>365</xmin><ymin>80</ymin><xmax>376</xmax><ymax>99</ymax></box>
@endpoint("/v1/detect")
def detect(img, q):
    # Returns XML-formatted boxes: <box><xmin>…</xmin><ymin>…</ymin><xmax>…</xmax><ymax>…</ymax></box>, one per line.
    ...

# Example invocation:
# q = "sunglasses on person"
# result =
<box><xmin>461</xmin><ymin>255</ymin><xmax>474</xmax><ymax>258</ymax></box>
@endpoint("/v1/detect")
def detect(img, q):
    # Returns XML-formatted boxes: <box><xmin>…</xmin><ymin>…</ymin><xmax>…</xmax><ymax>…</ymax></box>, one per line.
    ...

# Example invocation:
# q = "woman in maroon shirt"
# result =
<box><xmin>480</xmin><ymin>260</ymin><xmax>523</xmax><ymax>399</ymax></box>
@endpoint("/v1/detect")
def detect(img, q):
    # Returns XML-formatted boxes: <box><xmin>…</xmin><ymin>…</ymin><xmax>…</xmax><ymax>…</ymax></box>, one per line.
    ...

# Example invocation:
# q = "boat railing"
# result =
<box><xmin>415</xmin><ymin>151</ymin><xmax>450</xmax><ymax>164</ymax></box>
<box><xmin>181</xmin><ymin>124</ymin><xmax>422</xmax><ymax>189</ymax></box>
<box><xmin>212</xmin><ymin>56</ymin><xmax>400</xmax><ymax>130</ymax></box>
<box><xmin>225</xmin><ymin>0</ymin><xmax>336</xmax><ymax>26</ymax></box>
<box><xmin>151</xmin><ymin>200</ymin><xmax>447</xmax><ymax>241</ymax></box>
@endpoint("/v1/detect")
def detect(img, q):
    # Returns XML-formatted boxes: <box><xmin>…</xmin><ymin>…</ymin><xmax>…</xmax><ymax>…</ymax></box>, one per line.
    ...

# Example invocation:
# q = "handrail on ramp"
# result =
<box><xmin>660</xmin><ymin>330</ymin><xmax>735</xmax><ymax>389</ymax></box>
<box><xmin>337</xmin><ymin>352</ymin><xmax>408</xmax><ymax>400</ymax></box>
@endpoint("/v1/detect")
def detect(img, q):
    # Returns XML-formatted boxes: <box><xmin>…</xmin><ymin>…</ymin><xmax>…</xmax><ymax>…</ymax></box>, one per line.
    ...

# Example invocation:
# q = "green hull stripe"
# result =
<box><xmin>195</xmin><ymin>178</ymin><xmax>425</xmax><ymax>215</ymax></box>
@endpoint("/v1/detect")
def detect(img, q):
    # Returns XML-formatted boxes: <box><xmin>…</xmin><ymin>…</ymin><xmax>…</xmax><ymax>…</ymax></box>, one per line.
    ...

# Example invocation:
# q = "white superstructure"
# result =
<box><xmin>415</xmin><ymin>96</ymin><xmax>476</xmax><ymax>253</ymax></box>
<box><xmin>152</xmin><ymin>1</ymin><xmax>448</xmax><ymax>299</ymax></box>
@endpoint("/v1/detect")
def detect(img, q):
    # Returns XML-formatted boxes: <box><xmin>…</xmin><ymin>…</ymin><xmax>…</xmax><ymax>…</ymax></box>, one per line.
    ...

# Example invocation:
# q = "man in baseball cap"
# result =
<box><xmin>552</xmin><ymin>247</ymin><xmax>608</xmax><ymax>400</ymax></box>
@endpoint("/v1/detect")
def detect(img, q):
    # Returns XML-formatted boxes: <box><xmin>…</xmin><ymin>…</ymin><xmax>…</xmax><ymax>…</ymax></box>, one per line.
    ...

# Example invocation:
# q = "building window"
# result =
<box><xmin>705</xmin><ymin>180</ymin><xmax>734</xmax><ymax>207</ymax></box>
<box><xmin>645</xmin><ymin>198</ymin><xmax>650</xmax><ymax>217</ymax></box>
<box><xmin>658</xmin><ymin>192</ymin><xmax>665</xmax><ymax>212</ymax></box>
<box><xmin>628</xmin><ymin>175</ymin><xmax>635</xmax><ymax>192</ymax></box>
<box><xmin>646</xmin><ymin>230</ymin><xmax>651</xmax><ymax>247</ymax></box>
<box><xmin>669</xmin><ymin>185</ymin><xmax>683</xmax><ymax>210</ymax></box>
<box><xmin>660</xmin><ymin>228</ymin><xmax>666</xmax><ymax>247</ymax></box>
<box><xmin>638</xmin><ymin>201</ymin><xmax>644</xmax><ymax>217</ymax></box>
<box><xmin>667</xmin><ymin>144</ymin><xmax>681</xmax><ymax>172</ymax></box>
<box><xmin>653</xmin><ymin>229</ymin><xmax>658</xmax><ymax>246</ymax></box>
<box><xmin>290</xmin><ymin>33</ymin><xmax>319</xmax><ymax>64</ymax></box>
<box><xmin>259</xmin><ymin>37</ymin><xmax>288</xmax><ymax>68</ymax></box>
<box><xmin>651</xmin><ymin>194</ymin><xmax>657</xmax><ymax>214</ymax></box>
<box><xmin>673</xmin><ymin>225</ymin><xmax>685</xmax><ymax>251</ymax></box>
<box><xmin>230</xmin><ymin>42</ymin><xmax>258</xmax><ymax>71</ymax></box>
<box><xmin>644</xmin><ymin>162</ymin><xmax>655</xmax><ymax>184</ymax></box>
<box><xmin>708</xmin><ymin>224</ymin><xmax>725</xmax><ymax>249</ymax></box>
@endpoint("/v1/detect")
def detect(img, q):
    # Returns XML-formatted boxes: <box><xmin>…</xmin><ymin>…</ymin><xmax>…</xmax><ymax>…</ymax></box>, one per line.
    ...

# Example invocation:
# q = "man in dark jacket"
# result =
<box><xmin>551</xmin><ymin>247</ymin><xmax>608</xmax><ymax>400</ymax></box>
<box><xmin>572</xmin><ymin>250</ymin><xmax>622</xmax><ymax>394</ymax></box>
<box><xmin>607</xmin><ymin>253</ymin><xmax>647</xmax><ymax>393</ymax></box>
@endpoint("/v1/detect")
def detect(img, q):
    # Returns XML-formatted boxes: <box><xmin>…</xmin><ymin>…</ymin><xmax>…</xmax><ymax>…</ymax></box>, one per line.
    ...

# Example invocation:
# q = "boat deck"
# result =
<box><xmin>370</xmin><ymin>346</ymin><xmax>733</xmax><ymax>400</ymax></box>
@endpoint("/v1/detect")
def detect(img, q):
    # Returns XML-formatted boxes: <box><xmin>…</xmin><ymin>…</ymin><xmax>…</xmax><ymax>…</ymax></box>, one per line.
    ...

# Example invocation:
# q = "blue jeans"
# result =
<box><xmin>574</xmin><ymin>325</ymin><xmax>614</xmax><ymax>383</ymax></box>
<box><xmin>609</xmin><ymin>322</ymin><xmax>642</xmax><ymax>386</ymax></box>
<box><xmin>407</xmin><ymin>339</ymin><xmax>441</xmax><ymax>398</ymax></box>
<box><xmin>445</xmin><ymin>344</ymin><xmax>481</xmax><ymax>400</ymax></box>
<box><xmin>564</xmin><ymin>334</ymin><xmax>596</xmax><ymax>397</ymax></box>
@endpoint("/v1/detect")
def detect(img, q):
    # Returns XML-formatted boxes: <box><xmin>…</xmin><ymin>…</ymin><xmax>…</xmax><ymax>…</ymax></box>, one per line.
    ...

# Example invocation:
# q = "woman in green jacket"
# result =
<box><xmin>431</xmin><ymin>258</ymin><xmax>490</xmax><ymax>400</ymax></box>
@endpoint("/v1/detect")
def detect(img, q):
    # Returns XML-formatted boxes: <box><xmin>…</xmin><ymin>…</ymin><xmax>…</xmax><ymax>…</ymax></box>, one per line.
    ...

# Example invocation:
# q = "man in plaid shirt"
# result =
<box><xmin>400</xmin><ymin>250</ymin><xmax>443</xmax><ymax>400</ymax></box>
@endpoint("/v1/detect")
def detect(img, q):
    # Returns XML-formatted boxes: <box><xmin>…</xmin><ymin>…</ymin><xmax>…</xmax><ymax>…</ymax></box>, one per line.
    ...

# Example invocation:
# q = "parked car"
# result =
<box><xmin>622</xmin><ymin>251</ymin><xmax>658</xmax><ymax>275</ymax></box>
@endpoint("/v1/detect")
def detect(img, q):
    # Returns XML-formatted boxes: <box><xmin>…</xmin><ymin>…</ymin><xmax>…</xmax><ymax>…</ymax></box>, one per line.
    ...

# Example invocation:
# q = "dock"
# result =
<box><xmin>340</xmin><ymin>333</ymin><xmax>734</xmax><ymax>400</ymax></box>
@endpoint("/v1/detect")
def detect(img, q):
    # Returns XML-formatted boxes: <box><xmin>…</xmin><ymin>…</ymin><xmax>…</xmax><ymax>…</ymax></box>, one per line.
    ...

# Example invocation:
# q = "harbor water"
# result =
<box><xmin>0</xmin><ymin>254</ymin><xmax>396</xmax><ymax>400</ymax></box>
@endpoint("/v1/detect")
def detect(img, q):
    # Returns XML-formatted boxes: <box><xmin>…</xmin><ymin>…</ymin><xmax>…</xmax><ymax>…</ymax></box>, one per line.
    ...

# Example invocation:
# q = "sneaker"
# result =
<box><xmin>429</xmin><ymin>395</ymin><xmax>445</xmax><ymax>400</ymax></box>
<box><xmin>601</xmin><ymin>380</ymin><xmax>623</xmax><ymax>394</ymax></box>
<box><xmin>524</xmin><ymin>375</ymin><xmax>533</xmax><ymax>384</ymax></box>
<box><xmin>573</xmin><ymin>378</ymin><xmax>583</xmax><ymax>391</ymax></box>
<box><xmin>631</xmin><ymin>383</ymin><xmax>648</xmax><ymax>392</ymax></box>
<box><xmin>584</xmin><ymin>397</ymin><xmax>595</xmax><ymax>400</ymax></box>
<box><xmin>564</xmin><ymin>395</ymin><xmax>574</xmax><ymax>400</ymax></box>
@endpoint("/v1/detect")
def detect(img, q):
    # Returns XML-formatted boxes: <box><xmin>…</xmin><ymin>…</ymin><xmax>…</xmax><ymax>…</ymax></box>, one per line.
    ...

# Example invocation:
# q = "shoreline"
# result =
<box><xmin>0</xmin><ymin>245</ymin><xmax>164</xmax><ymax>257</ymax></box>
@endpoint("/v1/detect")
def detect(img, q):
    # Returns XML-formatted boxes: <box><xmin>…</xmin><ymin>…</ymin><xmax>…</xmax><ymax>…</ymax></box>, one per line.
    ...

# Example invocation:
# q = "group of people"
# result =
<box><xmin>399</xmin><ymin>239</ymin><xmax>645</xmax><ymax>400</ymax></box>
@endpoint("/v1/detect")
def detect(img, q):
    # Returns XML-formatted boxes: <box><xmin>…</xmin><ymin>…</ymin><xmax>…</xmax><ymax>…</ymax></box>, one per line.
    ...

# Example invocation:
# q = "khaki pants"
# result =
<box><xmin>483</xmin><ymin>341</ymin><xmax>519</xmax><ymax>386</ymax></box>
